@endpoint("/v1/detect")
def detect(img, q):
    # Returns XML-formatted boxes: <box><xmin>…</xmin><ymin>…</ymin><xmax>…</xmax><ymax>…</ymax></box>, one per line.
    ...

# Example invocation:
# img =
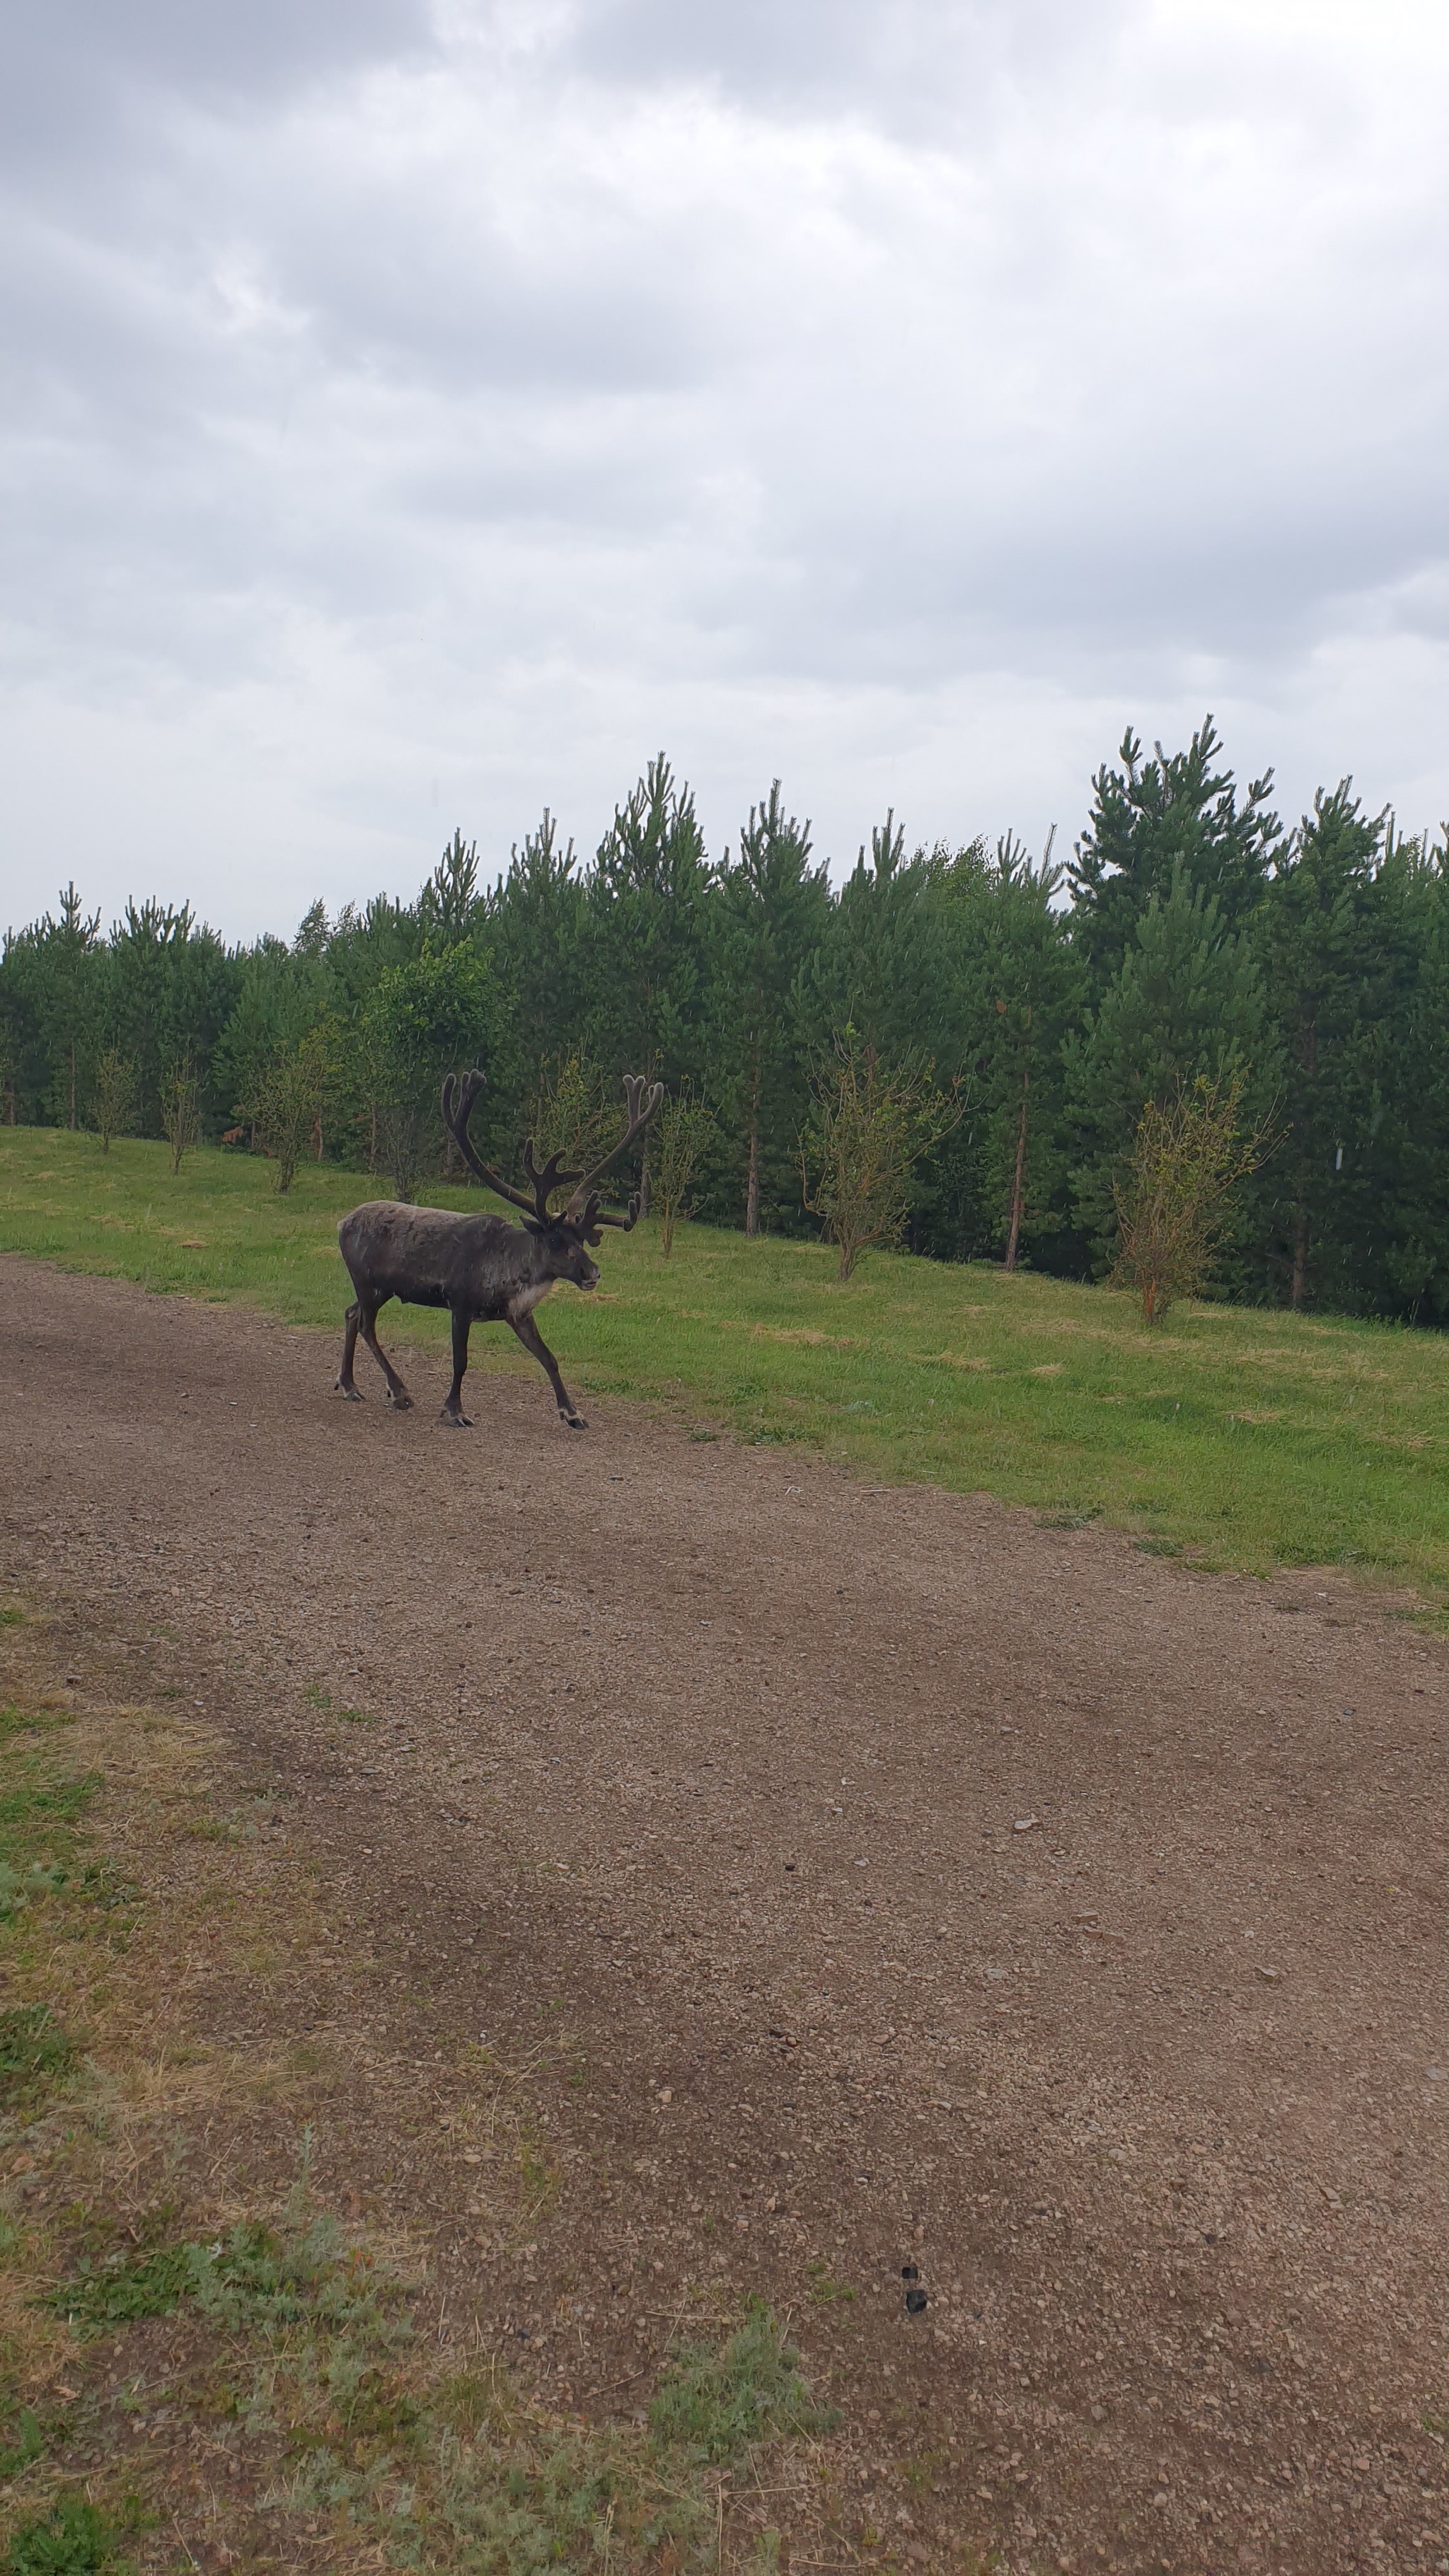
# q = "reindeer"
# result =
<box><xmin>335</xmin><ymin>1070</ymin><xmax>662</xmax><ymax>1431</ymax></box>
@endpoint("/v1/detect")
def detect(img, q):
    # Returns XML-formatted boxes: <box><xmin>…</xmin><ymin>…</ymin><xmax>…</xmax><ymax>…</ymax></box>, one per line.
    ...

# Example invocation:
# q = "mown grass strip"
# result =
<box><xmin>6</xmin><ymin>1126</ymin><xmax>1449</xmax><ymax>1601</ymax></box>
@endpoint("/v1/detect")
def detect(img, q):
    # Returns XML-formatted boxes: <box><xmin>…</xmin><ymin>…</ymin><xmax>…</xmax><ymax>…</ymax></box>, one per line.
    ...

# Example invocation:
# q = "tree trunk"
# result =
<box><xmin>1003</xmin><ymin>1056</ymin><xmax>1030</xmax><ymax>1273</ymax></box>
<box><xmin>744</xmin><ymin>1046</ymin><xmax>763</xmax><ymax>1237</ymax></box>
<box><xmin>1291</xmin><ymin>1023</ymin><xmax>1315</xmax><ymax>1311</ymax></box>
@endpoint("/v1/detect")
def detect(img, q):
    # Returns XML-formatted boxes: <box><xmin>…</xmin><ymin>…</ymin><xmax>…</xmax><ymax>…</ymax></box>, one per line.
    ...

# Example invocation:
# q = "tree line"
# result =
<box><xmin>4</xmin><ymin>722</ymin><xmax>1448</xmax><ymax>1319</ymax></box>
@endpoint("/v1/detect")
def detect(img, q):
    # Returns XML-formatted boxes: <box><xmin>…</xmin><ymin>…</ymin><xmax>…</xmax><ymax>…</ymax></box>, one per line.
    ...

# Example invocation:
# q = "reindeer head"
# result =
<box><xmin>441</xmin><ymin>1068</ymin><xmax>663</xmax><ymax>1276</ymax></box>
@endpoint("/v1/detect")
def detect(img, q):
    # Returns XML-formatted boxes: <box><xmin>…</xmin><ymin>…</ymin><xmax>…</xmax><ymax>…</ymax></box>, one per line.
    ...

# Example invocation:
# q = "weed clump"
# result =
<box><xmin>649</xmin><ymin>2300</ymin><xmax>838</xmax><ymax>2464</ymax></box>
<box><xmin>52</xmin><ymin>2188</ymin><xmax>406</xmax><ymax>2349</ymax></box>
<box><xmin>0</xmin><ymin>2007</ymin><xmax>77</xmax><ymax>2107</ymax></box>
<box><xmin>0</xmin><ymin>2490</ymin><xmax>127</xmax><ymax>2574</ymax></box>
<box><xmin>0</xmin><ymin>2411</ymin><xmax>44</xmax><ymax>2485</ymax></box>
<box><xmin>48</xmin><ymin>2240</ymin><xmax>194</xmax><ymax>2337</ymax></box>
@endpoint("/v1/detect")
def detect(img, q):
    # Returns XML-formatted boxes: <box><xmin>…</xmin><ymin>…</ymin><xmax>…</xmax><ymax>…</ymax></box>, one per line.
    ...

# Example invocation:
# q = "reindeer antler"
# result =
<box><xmin>522</xmin><ymin>1138</ymin><xmax>584</xmax><ymax>1222</ymax></box>
<box><xmin>564</xmin><ymin>1073</ymin><xmax>664</xmax><ymax>1228</ymax></box>
<box><xmin>441</xmin><ymin>1071</ymin><xmax>538</xmax><ymax>1217</ymax></box>
<box><xmin>444</xmin><ymin>1066</ymin><xmax>662</xmax><ymax>1235</ymax></box>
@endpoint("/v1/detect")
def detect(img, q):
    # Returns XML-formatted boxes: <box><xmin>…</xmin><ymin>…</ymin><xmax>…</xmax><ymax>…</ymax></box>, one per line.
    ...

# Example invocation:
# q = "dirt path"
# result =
<box><xmin>6</xmin><ymin>1258</ymin><xmax>1448</xmax><ymax>2573</ymax></box>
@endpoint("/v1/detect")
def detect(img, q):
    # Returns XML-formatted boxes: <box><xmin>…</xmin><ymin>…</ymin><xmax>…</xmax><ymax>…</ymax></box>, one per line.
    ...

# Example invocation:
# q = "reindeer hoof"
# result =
<box><xmin>440</xmin><ymin>1409</ymin><xmax>473</xmax><ymax>1430</ymax></box>
<box><xmin>562</xmin><ymin>1411</ymin><xmax>589</xmax><ymax>1431</ymax></box>
<box><xmin>386</xmin><ymin>1390</ymin><xmax>413</xmax><ymax>1411</ymax></box>
<box><xmin>334</xmin><ymin>1381</ymin><xmax>364</xmax><ymax>1402</ymax></box>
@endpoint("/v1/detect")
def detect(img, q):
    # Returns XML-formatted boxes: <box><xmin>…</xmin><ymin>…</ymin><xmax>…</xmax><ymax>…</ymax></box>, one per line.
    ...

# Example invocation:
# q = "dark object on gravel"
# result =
<box><xmin>335</xmin><ymin>1070</ymin><xmax>661</xmax><ymax>1431</ymax></box>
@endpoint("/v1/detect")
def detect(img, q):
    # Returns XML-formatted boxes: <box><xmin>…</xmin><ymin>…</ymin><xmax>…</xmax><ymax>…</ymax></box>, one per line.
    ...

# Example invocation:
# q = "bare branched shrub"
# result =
<box><xmin>1110</xmin><ymin>1072</ymin><xmax>1271</xmax><ymax>1322</ymax></box>
<box><xmin>160</xmin><ymin>1061</ymin><xmax>201</xmax><ymax>1176</ymax></box>
<box><xmin>653</xmin><ymin>1082</ymin><xmax>716</xmax><ymax>1256</ymax></box>
<box><xmin>801</xmin><ymin>1028</ymin><xmax>960</xmax><ymax>1282</ymax></box>
<box><xmin>248</xmin><ymin>1026</ymin><xmax>337</xmax><ymax>1194</ymax></box>
<box><xmin>91</xmin><ymin>1049</ymin><xmax>137</xmax><ymax>1154</ymax></box>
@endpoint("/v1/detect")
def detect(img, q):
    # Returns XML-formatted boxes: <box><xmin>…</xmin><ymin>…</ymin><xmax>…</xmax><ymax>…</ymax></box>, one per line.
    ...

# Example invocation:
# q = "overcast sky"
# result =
<box><xmin>3</xmin><ymin>0</ymin><xmax>1447</xmax><ymax>940</ymax></box>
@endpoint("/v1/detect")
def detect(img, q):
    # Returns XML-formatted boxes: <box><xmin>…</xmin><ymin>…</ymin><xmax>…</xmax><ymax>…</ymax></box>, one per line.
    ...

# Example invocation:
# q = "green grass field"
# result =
<box><xmin>4</xmin><ymin>1126</ymin><xmax>1448</xmax><ymax>1608</ymax></box>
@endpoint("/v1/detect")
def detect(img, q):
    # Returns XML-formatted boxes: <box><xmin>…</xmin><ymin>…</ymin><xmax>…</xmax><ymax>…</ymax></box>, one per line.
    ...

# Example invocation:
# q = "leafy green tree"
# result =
<box><xmin>1111</xmin><ymin>1073</ymin><xmax>1275</xmax><ymax>1322</ymax></box>
<box><xmin>653</xmin><ymin>1081</ymin><xmax>717</xmax><ymax>1256</ymax></box>
<box><xmin>214</xmin><ymin>940</ymin><xmax>328</xmax><ymax>1139</ymax></box>
<box><xmin>91</xmin><ymin>1049</ymin><xmax>138</xmax><ymax>1152</ymax></box>
<box><xmin>363</xmin><ymin>945</ymin><xmax>498</xmax><ymax>1201</ymax></box>
<box><xmin>802</xmin><ymin>1028</ymin><xmax>960</xmax><ymax>1281</ymax></box>
<box><xmin>1070</xmin><ymin>717</ymin><xmax>1281</xmax><ymax>991</ymax></box>
<box><xmin>248</xmin><ymin>1024</ymin><xmax>340</xmax><ymax>1193</ymax></box>
<box><xmin>1066</xmin><ymin>863</ymin><xmax>1278</xmax><ymax>1271</ymax></box>
<box><xmin>526</xmin><ymin>1048</ymin><xmax>615</xmax><ymax>1172</ymax></box>
<box><xmin>160</xmin><ymin>1060</ymin><xmax>201</xmax><ymax>1174</ymax></box>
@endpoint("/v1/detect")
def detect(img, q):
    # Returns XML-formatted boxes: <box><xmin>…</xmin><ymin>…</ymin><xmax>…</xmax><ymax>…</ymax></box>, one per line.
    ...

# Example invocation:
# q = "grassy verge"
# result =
<box><xmin>5</xmin><ymin>1127</ymin><xmax>1449</xmax><ymax>1603</ymax></box>
<box><xmin>0</xmin><ymin>1595</ymin><xmax>843</xmax><ymax>2572</ymax></box>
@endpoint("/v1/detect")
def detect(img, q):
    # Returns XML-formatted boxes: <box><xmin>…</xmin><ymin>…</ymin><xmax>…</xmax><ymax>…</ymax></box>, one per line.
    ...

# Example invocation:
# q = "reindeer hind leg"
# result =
<box><xmin>359</xmin><ymin>1299</ymin><xmax>413</xmax><ymax>1410</ymax></box>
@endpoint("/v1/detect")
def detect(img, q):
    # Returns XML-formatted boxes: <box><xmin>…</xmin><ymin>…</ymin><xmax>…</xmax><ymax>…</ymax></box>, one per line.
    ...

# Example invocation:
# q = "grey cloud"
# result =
<box><xmin>565</xmin><ymin>0</ymin><xmax>1118</xmax><ymax>132</ymax></box>
<box><xmin>1</xmin><ymin>0</ymin><xmax>1447</xmax><ymax>933</ymax></box>
<box><xmin>1</xmin><ymin>1</ymin><xmax>433</xmax><ymax>163</ymax></box>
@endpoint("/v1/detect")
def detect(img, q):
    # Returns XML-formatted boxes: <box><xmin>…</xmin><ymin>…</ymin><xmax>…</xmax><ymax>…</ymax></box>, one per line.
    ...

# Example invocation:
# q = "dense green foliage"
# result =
<box><xmin>5</xmin><ymin>723</ymin><xmax>1447</xmax><ymax>1314</ymax></box>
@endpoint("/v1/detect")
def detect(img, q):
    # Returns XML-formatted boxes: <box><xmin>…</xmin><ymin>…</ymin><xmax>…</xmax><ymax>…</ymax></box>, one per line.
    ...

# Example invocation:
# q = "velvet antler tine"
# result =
<box><xmin>439</xmin><ymin>1065</ymin><xmax>538</xmax><ymax>1215</ymax></box>
<box><xmin>589</xmin><ymin>1191</ymin><xmax>642</xmax><ymax>1234</ymax></box>
<box><xmin>522</xmin><ymin>1138</ymin><xmax>584</xmax><ymax>1221</ymax></box>
<box><xmin>562</xmin><ymin>1073</ymin><xmax>664</xmax><ymax>1223</ymax></box>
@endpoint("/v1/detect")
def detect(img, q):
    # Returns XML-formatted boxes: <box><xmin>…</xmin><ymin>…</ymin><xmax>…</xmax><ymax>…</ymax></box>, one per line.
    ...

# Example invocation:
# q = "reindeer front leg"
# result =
<box><xmin>508</xmin><ymin>1314</ymin><xmax>587</xmax><ymax>1430</ymax></box>
<box><xmin>335</xmin><ymin>1300</ymin><xmax>364</xmax><ymax>1400</ymax></box>
<box><xmin>441</xmin><ymin>1307</ymin><xmax>473</xmax><ymax>1428</ymax></box>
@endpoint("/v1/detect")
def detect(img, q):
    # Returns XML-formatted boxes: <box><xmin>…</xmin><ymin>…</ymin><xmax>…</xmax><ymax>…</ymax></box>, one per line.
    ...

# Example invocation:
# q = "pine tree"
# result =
<box><xmin>954</xmin><ymin>833</ymin><xmax>1081</xmax><ymax>1269</ymax></box>
<box><xmin>711</xmin><ymin>785</ymin><xmax>829</xmax><ymax>1234</ymax></box>
<box><xmin>1257</xmin><ymin>783</ymin><xmax>1395</xmax><ymax>1310</ymax></box>
<box><xmin>1070</xmin><ymin>717</ymin><xmax>1281</xmax><ymax>991</ymax></box>
<box><xmin>489</xmin><ymin>812</ymin><xmax>588</xmax><ymax>1116</ymax></box>
<box><xmin>104</xmin><ymin>899</ymin><xmax>236</xmax><ymax>1137</ymax></box>
<box><xmin>1067</xmin><ymin>863</ymin><xmax>1278</xmax><ymax>1270</ymax></box>
<box><xmin>582</xmin><ymin>759</ymin><xmax>714</xmax><ymax>1208</ymax></box>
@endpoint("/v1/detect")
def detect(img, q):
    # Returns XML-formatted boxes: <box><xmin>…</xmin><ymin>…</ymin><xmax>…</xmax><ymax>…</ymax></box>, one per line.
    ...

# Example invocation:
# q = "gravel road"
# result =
<box><xmin>6</xmin><ymin>1257</ymin><xmax>1448</xmax><ymax>2572</ymax></box>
